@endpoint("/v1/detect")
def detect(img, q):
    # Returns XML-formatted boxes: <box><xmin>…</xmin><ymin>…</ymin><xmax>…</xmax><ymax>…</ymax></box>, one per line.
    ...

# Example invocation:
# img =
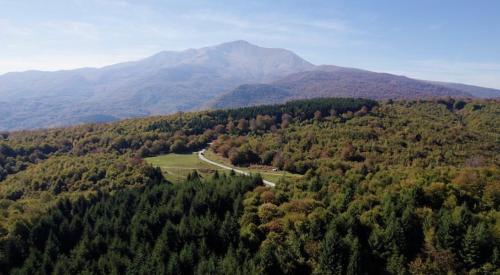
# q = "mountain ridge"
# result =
<box><xmin>209</xmin><ymin>65</ymin><xmax>487</xmax><ymax>109</ymax></box>
<box><xmin>1</xmin><ymin>40</ymin><xmax>499</xmax><ymax>130</ymax></box>
<box><xmin>0</xmin><ymin>41</ymin><xmax>313</xmax><ymax>130</ymax></box>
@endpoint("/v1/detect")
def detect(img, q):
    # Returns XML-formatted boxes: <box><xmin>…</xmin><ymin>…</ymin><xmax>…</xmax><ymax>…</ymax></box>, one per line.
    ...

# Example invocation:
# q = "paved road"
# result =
<box><xmin>198</xmin><ymin>149</ymin><xmax>276</xmax><ymax>187</ymax></box>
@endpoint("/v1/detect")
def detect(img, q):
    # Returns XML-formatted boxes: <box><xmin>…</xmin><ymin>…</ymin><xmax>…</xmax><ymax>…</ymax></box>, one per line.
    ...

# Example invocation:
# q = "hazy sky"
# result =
<box><xmin>1</xmin><ymin>0</ymin><xmax>500</xmax><ymax>88</ymax></box>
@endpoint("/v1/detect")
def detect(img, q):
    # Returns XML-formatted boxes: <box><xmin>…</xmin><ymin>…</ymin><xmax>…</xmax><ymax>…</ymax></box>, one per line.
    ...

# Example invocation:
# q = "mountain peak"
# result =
<box><xmin>218</xmin><ymin>40</ymin><xmax>253</xmax><ymax>47</ymax></box>
<box><xmin>210</xmin><ymin>40</ymin><xmax>262</xmax><ymax>52</ymax></box>
<box><xmin>0</xmin><ymin>40</ymin><xmax>315</xmax><ymax>130</ymax></box>
<box><xmin>212</xmin><ymin>40</ymin><xmax>290</xmax><ymax>53</ymax></box>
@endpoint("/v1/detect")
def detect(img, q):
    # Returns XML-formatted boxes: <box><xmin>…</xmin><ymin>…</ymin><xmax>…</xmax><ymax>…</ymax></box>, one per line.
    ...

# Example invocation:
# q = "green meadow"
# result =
<box><xmin>145</xmin><ymin>152</ymin><xmax>223</xmax><ymax>182</ymax></box>
<box><xmin>145</xmin><ymin>150</ymin><xmax>302</xmax><ymax>183</ymax></box>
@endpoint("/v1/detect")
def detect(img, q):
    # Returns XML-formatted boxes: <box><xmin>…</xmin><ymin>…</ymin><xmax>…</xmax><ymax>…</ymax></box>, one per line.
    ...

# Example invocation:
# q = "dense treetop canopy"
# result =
<box><xmin>0</xmin><ymin>97</ymin><xmax>498</xmax><ymax>274</ymax></box>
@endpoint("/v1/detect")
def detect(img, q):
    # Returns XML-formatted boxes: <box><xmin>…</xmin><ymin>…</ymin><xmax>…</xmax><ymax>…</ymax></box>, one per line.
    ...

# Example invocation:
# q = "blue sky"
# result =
<box><xmin>1</xmin><ymin>0</ymin><xmax>499</xmax><ymax>88</ymax></box>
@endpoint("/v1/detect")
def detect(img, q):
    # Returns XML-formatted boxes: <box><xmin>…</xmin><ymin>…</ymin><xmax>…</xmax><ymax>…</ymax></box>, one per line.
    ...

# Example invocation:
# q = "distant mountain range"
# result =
<box><xmin>210</xmin><ymin>65</ymin><xmax>500</xmax><ymax>109</ymax></box>
<box><xmin>0</xmin><ymin>40</ymin><xmax>499</xmax><ymax>130</ymax></box>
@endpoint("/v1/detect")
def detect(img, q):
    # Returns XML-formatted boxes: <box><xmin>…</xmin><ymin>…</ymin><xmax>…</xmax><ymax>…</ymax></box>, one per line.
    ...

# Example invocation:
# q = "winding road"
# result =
<box><xmin>198</xmin><ymin>149</ymin><xmax>276</xmax><ymax>187</ymax></box>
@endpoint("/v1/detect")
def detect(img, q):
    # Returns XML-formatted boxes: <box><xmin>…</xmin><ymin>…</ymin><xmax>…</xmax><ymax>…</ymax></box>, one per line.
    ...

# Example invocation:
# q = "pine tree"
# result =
<box><xmin>221</xmin><ymin>247</ymin><xmax>239</xmax><ymax>275</ymax></box>
<box><xmin>461</xmin><ymin>226</ymin><xmax>479</xmax><ymax>269</ymax></box>
<box><xmin>167</xmin><ymin>253</ymin><xmax>180</xmax><ymax>275</ymax></box>
<box><xmin>436</xmin><ymin>210</ymin><xmax>455</xmax><ymax>250</ymax></box>
<box><xmin>127</xmin><ymin>245</ymin><xmax>148</xmax><ymax>275</ymax></box>
<box><xmin>179</xmin><ymin>243</ymin><xmax>195</xmax><ymax>274</ymax></box>
<box><xmin>194</xmin><ymin>256</ymin><xmax>218</xmax><ymax>275</ymax></box>
<box><xmin>386</xmin><ymin>253</ymin><xmax>407</xmax><ymax>275</ymax></box>
<box><xmin>258</xmin><ymin>244</ymin><xmax>280</xmax><ymax>274</ymax></box>
<box><xmin>492</xmin><ymin>247</ymin><xmax>499</xmax><ymax>267</ymax></box>
<box><xmin>347</xmin><ymin>237</ymin><xmax>361</xmax><ymax>275</ymax></box>
<box><xmin>41</xmin><ymin>231</ymin><xmax>60</xmax><ymax>274</ymax></box>
<box><xmin>149</xmin><ymin>226</ymin><xmax>171</xmax><ymax>274</ymax></box>
<box><xmin>317</xmin><ymin>230</ymin><xmax>345</xmax><ymax>275</ymax></box>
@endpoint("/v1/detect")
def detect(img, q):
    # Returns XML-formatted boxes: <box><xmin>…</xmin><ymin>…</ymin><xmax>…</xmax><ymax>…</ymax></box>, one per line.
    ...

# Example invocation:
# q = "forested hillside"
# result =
<box><xmin>0</xmin><ymin>98</ymin><xmax>498</xmax><ymax>274</ymax></box>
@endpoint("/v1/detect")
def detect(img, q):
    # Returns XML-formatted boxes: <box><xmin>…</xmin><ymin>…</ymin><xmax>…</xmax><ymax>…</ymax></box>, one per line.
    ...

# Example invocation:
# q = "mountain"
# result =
<box><xmin>0</xmin><ymin>40</ymin><xmax>313</xmax><ymax>130</ymax></box>
<box><xmin>2</xmin><ymin>40</ymin><xmax>499</xmax><ymax>130</ymax></box>
<box><xmin>210</xmin><ymin>65</ymin><xmax>499</xmax><ymax>109</ymax></box>
<box><xmin>426</xmin><ymin>81</ymin><xmax>500</xmax><ymax>98</ymax></box>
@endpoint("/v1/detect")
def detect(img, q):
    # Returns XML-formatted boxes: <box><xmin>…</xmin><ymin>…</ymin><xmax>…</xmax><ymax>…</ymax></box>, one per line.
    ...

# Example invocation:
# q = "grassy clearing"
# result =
<box><xmin>145</xmin><ymin>152</ymin><xmax>225</xmax><ymax>182</ymax></box>
<box><xmin>146</xmin><ymin>151</ymin><xmax>303</xmax><ymax>184</ymax></box>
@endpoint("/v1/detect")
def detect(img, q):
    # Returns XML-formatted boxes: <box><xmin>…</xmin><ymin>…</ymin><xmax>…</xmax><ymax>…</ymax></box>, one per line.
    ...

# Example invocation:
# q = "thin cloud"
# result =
<box><xmin>181</xmin><ymin>11</ymin><xmax>295</xmax><ymax>34</ymax></box>
<box><xmin>41</xmin><ymin>21</ymin><xmax>100</xmax><ymax>40</ymax></box>
<box><xmin>0</xmin><ymin>19</ymin><xmax>32</xmax><ymax>37</ymax></box>
<box><xmin>302</xmin><ymin>20</ymin><xmax>350</xmax><ymax>32</ymax></box>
